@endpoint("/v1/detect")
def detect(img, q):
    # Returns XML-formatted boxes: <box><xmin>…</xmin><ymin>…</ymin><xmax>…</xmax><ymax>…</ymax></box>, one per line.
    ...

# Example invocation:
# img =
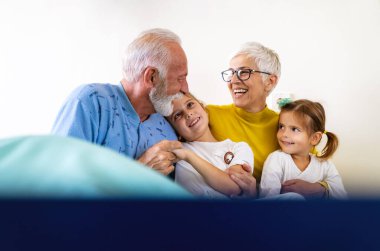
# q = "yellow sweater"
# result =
<box><xmin>206</xmin><ymin>104</ymin><xmax>279</xmax><ymax>182</ymax></box>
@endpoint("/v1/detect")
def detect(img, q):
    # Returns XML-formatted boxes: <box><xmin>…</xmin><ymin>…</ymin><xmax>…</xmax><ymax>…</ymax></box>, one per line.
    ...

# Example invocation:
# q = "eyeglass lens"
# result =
<box><xmin>222</xmin><ymin>69</ymin><xmax>251</xmax><ymax>82</ymax></box>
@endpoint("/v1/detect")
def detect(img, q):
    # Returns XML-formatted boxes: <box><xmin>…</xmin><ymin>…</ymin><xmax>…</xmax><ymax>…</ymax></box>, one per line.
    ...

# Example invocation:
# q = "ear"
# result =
<box><xmin>310</xmin><ymin>131</ymin><xmax>323</xmax><ymax>146</ymax></box>
<box><xmin>264</xmin><ymin>75</ymin><xmax>278</xmax><ymax>94</ymax></box>
<box><xmin>143</xmin><ymin>67</ymin><xmax>158</xmax><ymax>88</ymax></box>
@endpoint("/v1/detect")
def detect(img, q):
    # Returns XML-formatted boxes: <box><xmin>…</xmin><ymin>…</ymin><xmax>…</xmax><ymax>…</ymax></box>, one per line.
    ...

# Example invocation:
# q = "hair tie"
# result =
<box><xmin>323</xmin><ymin>130</ymin><xmax>327</xmax><ymax>134</ymax></box>
<box><xmin>277</xmin><ymin>97</ymin><xmax>293</xmax><ymax>108</ymax></box>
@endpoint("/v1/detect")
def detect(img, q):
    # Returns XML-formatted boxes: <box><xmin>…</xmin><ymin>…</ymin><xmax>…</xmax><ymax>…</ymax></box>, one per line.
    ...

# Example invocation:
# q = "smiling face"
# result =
<box><xmin>167</xmin><ymin>94</ymin><xmax>213</xmax><ymax>142</ymax></box>
<box><xmin>228</xmin><ymin>54</ymin><xmax>276</xmax><ymax>113</ymax></box>
<box><xmin>277</xmin><ymin>111</ymin><xmax>315</xmax><ymax>158</ymax></box>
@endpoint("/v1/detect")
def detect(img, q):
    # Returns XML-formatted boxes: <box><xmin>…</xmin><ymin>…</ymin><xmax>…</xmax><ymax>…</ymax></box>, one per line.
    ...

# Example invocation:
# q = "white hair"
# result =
<box><xmin>149</xmin><ymin>81</ymin><xmax>184</xmax><ymax>116</ymax></box>
<box><xmin>122</xmin><ymin>28</ymin><xmax>182</xmax><ymax>83</ymax></box>
<box><xmin>232</xmin><ymin>42</ymin><xmax>281</xmax><ymax>80</ymax></box>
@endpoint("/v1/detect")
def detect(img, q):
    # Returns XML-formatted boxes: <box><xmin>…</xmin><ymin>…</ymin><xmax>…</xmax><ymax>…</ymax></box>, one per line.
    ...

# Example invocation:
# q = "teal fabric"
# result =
<box><xmin>0</xmin><ymin>135</ymin><xmax>192</xmax><ymax>199</ymax></box>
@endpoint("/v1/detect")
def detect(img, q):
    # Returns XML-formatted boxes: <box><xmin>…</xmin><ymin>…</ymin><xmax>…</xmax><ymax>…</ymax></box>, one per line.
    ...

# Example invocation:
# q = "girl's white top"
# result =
<box><xmin>260</xmin><ymin>150</ymin><xmax>347</xmax><ymax>199</ymax></box>
<box><xmin>175</xmin><ymin>139</ymin><xmax>253</xmax><ymax>199</ymax></box>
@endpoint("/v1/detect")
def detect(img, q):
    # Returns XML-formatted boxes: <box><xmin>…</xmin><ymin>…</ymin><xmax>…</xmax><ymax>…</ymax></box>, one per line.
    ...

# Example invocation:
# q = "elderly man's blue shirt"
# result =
<box><xmin>52</xmin><ymin>83</ymin><xmax>177</xmax><ymax>159</ymax></box>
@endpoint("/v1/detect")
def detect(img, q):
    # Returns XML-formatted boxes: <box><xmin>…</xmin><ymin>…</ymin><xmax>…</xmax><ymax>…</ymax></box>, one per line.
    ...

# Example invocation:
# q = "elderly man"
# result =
<box><xmin>52</xmin><ymin>28</ymin><xmax>188</xmax><ymax>176</ymax></box>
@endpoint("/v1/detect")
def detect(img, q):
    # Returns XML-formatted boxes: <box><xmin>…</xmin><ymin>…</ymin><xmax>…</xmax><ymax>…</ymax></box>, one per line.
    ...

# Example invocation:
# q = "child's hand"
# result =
<box><xmin>172</xmin><ymin>148</ymin><xmax>190</xmax><ymax>161</ymax></box>
<box><xmin>226</xmin><ymin>163</ymin><xmax>257</xmax><ymax>198</ymax></box>
<box><xmin>138</xmin><ymin>140</ymin><xmax>182</xmax><ymax>176</ymax></box>
<box><xmin>281</xmin><ymin>179</ymin><xmax>325</xmax><ymax>198</ymax></box>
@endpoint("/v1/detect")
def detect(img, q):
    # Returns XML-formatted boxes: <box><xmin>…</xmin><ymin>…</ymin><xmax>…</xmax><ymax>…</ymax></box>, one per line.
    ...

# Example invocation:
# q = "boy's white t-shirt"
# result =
<box><xmin>175</xmin><ymin>139</ymin><xmax>254</xmax><ymax>199</ymax></box>
<box><xmin>260</xmin><ymin>150</ymin><xmax>347</xmax><ymax>199</ymax></box>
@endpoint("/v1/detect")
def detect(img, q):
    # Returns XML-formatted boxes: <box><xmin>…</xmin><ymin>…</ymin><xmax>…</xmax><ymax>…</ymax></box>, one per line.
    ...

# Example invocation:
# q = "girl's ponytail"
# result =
<box><xmin>318</xmin><ymin>131</ymin><xmax>339</xmax><ymax>160</ymax></box>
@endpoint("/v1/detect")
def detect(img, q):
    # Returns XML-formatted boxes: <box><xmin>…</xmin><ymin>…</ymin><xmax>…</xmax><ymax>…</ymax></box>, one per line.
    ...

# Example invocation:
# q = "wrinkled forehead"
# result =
<box><xmin>168</xmin><ymin>42</ymin><xmax>187</xmax><ymax>64</ymax></box>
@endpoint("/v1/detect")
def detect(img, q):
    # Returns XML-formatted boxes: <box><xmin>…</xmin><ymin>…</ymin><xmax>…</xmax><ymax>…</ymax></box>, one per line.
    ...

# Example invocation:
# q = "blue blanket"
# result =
<box><xmin>0</xmin><ymin>135</ymin><xmax>192</xmax><ymax>199</ymax></box>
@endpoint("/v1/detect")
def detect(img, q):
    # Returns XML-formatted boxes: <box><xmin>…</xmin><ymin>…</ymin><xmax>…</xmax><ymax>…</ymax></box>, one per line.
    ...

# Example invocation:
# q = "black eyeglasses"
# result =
<box><xmin>221</xmin><ymin>68</ymin><xmax>271</xmax><ymax>82</ymax></box>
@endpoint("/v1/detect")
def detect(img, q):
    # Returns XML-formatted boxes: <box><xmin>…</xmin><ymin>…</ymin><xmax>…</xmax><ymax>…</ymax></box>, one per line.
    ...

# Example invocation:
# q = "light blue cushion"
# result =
<box><xmin>0</xmin><ymin>135</ymin><xmax>192</xmax><ymax>199</ymax></box>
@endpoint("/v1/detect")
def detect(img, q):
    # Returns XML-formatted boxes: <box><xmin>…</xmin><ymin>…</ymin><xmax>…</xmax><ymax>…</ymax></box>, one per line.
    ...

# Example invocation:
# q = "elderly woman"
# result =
<box><xmin>207</xmin><ymin>42</ymin><xmax>327</xmax><ymax>198</ymax></box>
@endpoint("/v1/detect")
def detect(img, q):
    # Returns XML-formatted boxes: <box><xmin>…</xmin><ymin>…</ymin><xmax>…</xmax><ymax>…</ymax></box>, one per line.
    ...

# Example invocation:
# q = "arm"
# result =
<box><xmin>225</xmin><ymin>142</ymin><xmax>256</xmax><ymax>198</ymax></box>
<box><xmin>281</xmin><ymin>180</ymin><xmax>326</xmax><ymax>198</ymax></box>
<box><xmin>173</xmin><ymin>148</ymin><xmax>242</xmax><ymax>196</ymax></box>
<box><xmin>323</xmin><ymin>161</ymin><xmax>348</xmax><ymax>199</ymax></box>
<box><xmin>260</xmin><ymin>152</ymin><xmax>283</xmax><ymax>198</ymax></box>
<box><xmin>52</xmin><ymin>95</ymin><xmax>97</xmax><ymax>141</ymax></box>
<box><xmin>138</xmin><ymin>140</ymin><xmax>182</xmax><ymax>176</ymax></box>
<box><xmin>226</xmin><ymin>164</ymin><xmax>257</xmax><ymax>198</ymax></box>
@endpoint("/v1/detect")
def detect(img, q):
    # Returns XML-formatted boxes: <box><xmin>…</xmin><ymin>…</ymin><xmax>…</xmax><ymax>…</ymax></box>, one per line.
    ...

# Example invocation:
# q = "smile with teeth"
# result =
<box><xmin>281</xmin><ymin>140</ymin><xmax>294</xmax><ymax>146</ymax></box>
<box><xmin>188</xmin><ymin>117</ymin><xmax>200</xmax><ymax>127</ymax></box>
<box><xmin>233</xmin><ymin>88</ymin><xmax>248</xmax><ymax>96</ymax></box>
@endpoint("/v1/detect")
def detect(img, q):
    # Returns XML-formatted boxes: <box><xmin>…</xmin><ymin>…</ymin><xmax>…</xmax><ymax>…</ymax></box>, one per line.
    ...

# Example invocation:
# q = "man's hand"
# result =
<box><xmin>281</xmin><ymin>179</ymin><xmax>325</xmax><ymax>198</ymax></box>
<box><xmin>226</xmin><ymin>163</ymin><xmax>257</xmax><ymax>198</ymax></box>
<box><xmin>138</xmin><ymin>140</ymin><xmax>182</xmax><ymax>176</ymax></box>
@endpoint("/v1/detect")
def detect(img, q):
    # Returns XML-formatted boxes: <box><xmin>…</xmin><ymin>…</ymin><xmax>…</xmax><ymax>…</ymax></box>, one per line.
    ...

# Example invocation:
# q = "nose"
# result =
<box><xmin>185</xmin><ymin>112</ymin><xmax>192</xmax><ymax>119</ymax></box>
<box><xmin>230</xmin><ymin>72</ymin><xmax>241</xmax><ymax>84</ymax></box>
<box><xmin>282</xmin><ymin>129</ymin><xmax>289</xmax><ymax>138</ymax></box>
<box><xmin>180</xmin><ymin>80</ymin><xmax>189</xmax><ymax>94</ymax></box>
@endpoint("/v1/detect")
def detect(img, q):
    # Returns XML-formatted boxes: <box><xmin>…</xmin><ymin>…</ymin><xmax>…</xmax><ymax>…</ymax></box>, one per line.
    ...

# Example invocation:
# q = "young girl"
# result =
<box><xmin>166</xmin><ymin>93</ymin><xmax>254</xmax><ymax>199</ymax></box>
<box><xmin>260</xmin><ymin>99</ymin><xmax>347</xmax><ymax>199</ymax></box>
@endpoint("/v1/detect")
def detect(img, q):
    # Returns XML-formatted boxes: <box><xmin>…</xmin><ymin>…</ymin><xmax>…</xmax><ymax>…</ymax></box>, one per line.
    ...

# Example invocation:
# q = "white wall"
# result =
<box><xmin>1</xmin><ymin>0</ymin><xmax>380</xmax><ymax>196</ymax></box>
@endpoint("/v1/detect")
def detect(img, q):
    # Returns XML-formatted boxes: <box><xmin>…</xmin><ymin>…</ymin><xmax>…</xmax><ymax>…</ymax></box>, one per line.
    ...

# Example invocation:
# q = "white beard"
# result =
<box><xmin>149</xmin><ymin>83</ymin><xmax>183</xmax><ymax>116</ymax></box>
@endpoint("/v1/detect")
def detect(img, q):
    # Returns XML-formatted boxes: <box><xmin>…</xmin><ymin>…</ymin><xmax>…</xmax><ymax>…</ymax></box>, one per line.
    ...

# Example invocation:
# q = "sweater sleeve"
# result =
<box><xmin>260</xmin><ymin>151</ymin><xmax>284</xmax><ymax>198</ymax></box>
<box><xmin>229</xmin><ymin>142</ymin><xmax>254</xmax><ymax>173</ymax></box>
<box><xmin>324</xmin><ymin>161</ymin><xmax>348</xmax><ymax>199</ymax></box>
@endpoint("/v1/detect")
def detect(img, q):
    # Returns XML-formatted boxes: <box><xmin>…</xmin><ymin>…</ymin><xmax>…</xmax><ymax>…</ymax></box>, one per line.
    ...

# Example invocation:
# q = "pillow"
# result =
<box><xmin>0</xmin><ymin>135</ymin><xmax>192</xmax><ymax>199</ymax></box>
